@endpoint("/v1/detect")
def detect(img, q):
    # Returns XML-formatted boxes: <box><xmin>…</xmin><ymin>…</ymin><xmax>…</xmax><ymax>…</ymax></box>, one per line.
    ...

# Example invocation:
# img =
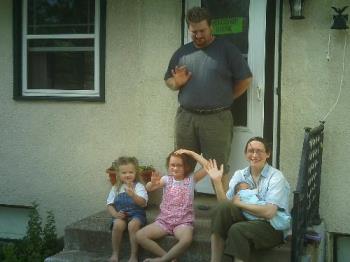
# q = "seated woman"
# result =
<box><xmin>207</xmin><ymin>137</ymin><xmax>291</xmax><ymax>262</ymax></box>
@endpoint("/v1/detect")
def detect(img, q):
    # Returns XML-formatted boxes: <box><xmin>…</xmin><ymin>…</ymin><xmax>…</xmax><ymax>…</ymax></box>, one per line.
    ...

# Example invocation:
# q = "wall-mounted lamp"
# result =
<box><xmin>289</xmin><ymin>0</ymin><xmax>305</xmax><ymax>19</ymax></box>
<box><xmin>331</xmin><ymin>6</ymin><xmax>349</xmax><ymax>30</ymax></box>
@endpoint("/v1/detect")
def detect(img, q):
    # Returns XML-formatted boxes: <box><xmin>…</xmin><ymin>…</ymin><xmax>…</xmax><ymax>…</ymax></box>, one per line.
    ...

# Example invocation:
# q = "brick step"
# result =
<box><xmin>62</xmin><ymin>204</ymin><xmax>213</xmax><ymax>259</ymax></box>
<box><xmin>46</xmin><ymin>194</ymin><xmax>291</xmax><ymax>261</ymax></box>
<box><xmin>44</xmin><ymin>247</ymin><xmax>208</xmax><ymax>262</ymax></box>
<box><xmin>45</xmin><ymin>250</ymin><xmax>109</xmax><ymax>262</ymax></box>
<box><xmin>46</xmin><ymin>244</ymin><xmax>291</xmax><ymax>262</ymax></box>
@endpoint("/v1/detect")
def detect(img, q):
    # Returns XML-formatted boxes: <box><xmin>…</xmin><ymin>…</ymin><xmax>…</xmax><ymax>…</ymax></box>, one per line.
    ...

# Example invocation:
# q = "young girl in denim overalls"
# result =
<box><xmin>106</xmin><ymin>157</ymin><xmax>148</xmax><ymax>262</ymax></box>
<box><xmin>136</xmin><ymin>149</ymin><xmax>209</xmax><ymax>262</ymax></box>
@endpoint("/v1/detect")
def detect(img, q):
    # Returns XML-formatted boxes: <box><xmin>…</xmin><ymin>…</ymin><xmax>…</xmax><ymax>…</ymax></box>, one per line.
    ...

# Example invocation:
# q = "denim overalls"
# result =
<box><xmin>113</xmin><ymin>184</ymin><xmax>146</xmax><ymax>226</ymax></box>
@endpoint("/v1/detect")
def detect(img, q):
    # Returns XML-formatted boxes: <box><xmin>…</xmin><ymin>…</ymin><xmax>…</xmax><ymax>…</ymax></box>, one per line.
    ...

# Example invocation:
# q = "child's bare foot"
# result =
<box><xmin>109</xmin><ymin>253</ymin><xmax>119</xmax><ymax>262</ymax></box>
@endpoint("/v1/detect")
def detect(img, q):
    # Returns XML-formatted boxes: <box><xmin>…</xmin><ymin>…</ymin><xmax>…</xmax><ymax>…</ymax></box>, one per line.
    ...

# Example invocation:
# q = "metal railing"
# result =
<box><xmin>291</xmin><ymin>123</ymin><xmax>324</xmax><ymax>262</ymax></box>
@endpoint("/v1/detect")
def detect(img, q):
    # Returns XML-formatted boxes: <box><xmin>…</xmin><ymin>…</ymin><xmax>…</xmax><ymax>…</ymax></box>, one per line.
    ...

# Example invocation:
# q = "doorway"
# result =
<box><xmin>183</xmin><ymin>0</ymin><xmax>278</xmax><ymax>193</ymax></box>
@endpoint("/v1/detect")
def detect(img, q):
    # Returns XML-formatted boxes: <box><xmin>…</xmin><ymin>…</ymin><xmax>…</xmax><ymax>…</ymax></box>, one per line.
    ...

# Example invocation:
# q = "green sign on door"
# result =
<box><xmin>212</xmin><ymin>17</ymin><xmax>243</xmax><ymax>35</ymax></box>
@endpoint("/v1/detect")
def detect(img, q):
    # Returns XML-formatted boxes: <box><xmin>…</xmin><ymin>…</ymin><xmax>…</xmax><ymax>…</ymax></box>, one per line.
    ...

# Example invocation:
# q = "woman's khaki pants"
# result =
<box><xmin>211</xmin><ymin>201</ymin><xmax>283</xmax><ymax>261</ymax></box>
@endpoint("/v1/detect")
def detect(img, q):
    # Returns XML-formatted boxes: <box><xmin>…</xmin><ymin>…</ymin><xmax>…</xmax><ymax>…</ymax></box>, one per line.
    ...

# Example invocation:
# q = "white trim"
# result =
<box><xmin>94</xmin><ymin>0</ymin><xmax>101</xmax><ymax>97</ymax></box>
<box><xmin>27</xmin><ymin>34</ymin><xmax>94</xmax><ymax>39</ymax></box>
<box><xmin>22</xmin><ymin>0</ymin><xmax>28</xmax><ymax>93</ymax></box>
<box><xmin>21</xmin><ymin>0</ymin><xmax>101</xmax><ymax>98</ymax></box>
<box><xmin>247</xmin><ymin>0</ymin><xmax>266</xmax><ymax>136</ymax></box>
<box><xmin>273</xmin><ymin>0</ymin><xmax>281</xmax><ymax>167</ymax></box>
<box><xmin>28</xmin><ymin>23</ymin><xmax>94</xmax><ymax>28</ymax></box>
<box><xmin>22</xmin><ymin>90</ymin><xmax>100</xmax><ymax>97</ymax></box>
<box><xmin>28</xmin><ymin>47</ymin><xmax>94</xmax><ymax>52</ymax></box>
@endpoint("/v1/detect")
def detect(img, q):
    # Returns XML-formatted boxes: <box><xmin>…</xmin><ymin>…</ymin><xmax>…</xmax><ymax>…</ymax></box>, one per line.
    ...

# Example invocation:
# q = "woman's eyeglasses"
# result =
<box><xmin>246</xmin><ymin>149</ymin><xmax>266</xmax><ymax>155</ymax></box>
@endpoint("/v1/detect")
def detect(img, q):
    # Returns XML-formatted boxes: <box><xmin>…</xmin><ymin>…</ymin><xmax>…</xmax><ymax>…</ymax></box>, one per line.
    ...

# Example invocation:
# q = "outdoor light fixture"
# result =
<box><xmin>331</xmin><ymin>6</ymin><xmax>349</xmax><ymax>30</ymax></box>
<box><xmin>289</xmin><ymin>0</ymin><xmax>305</xmax><ymax>19</ymax></box>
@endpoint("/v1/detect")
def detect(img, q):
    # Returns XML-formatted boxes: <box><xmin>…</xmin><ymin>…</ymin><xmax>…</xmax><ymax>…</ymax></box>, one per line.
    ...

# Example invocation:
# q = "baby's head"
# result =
<box><xmin>234</xmin><ymin>182</ymin><xmax>250</xmax><ymax>195</ymax></box>
<box><xmin>166</xmin><ymin>151</ymin><xmax>193</xmax><ymax>178</ymax></box>
<box><xmin>112</xmin><ymin>156</ymin><xmax>141</xmax><ymax>188</ymax></box>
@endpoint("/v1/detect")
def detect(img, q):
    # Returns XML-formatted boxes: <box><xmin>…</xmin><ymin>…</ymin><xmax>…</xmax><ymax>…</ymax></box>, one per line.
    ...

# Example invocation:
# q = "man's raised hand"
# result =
<box><xmin>171</xmin><ymin>65</ymin><xmax>192</xmax><ymax>88</ymax></box>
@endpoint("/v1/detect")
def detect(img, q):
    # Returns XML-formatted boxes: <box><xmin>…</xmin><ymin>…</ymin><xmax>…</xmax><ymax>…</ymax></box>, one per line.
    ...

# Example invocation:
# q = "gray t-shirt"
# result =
<box><xmin>164</xmin><ymin>38</ymin><xmax>252</xmax><ymax>110</ymax></box>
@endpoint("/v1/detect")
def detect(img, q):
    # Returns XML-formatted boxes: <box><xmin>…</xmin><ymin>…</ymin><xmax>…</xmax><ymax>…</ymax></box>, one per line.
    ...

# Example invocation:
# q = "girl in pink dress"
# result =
<box><xmin>136</xmin><ymin>149</ymin><xmax>208</xmax><ymax>262</ymax></box>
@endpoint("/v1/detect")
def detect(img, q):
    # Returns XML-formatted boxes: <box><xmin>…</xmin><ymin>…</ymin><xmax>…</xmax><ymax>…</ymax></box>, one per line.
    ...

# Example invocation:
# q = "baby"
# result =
<box><xmin>234</xmin><ymin>182</ymin><xmax>291</xmax><ymax>230</ymax></box>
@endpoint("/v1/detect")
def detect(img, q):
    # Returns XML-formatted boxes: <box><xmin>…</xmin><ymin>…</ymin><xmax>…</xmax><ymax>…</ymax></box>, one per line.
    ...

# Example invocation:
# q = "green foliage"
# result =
<box><xmin>42</xmin><ymin>210</ymin><xmax>60</xmax><ymax>258</ymax></box>
<box><xmin>20</xmin><ymin>202</ymin><xmax>43</xmax><ymax>261</ymax></box>
<box><xmin>2</xmin><ymin>243</ymin><xmax>19</xmax><ymax>262</ymax></box>
<box><xmin>2</xmin><ymin>203</ymin><xmax>61</xmax><ymax>262</ymax></box>
<box><xmin>139</xmin><ymin>165</ymin><xmax>155</xmax><ymax>183</ymax></box>
<box><xmin>139</xmin><ymin>165</ymin><xmax>155</xmax><ymax>173</ymax></box>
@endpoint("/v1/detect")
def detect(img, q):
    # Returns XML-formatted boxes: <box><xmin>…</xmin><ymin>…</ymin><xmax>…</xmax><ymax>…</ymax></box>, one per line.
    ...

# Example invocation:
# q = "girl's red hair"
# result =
<box><xmin>166</xmin><ymin>151</ymin><xmax>193</xmax><ymax>177</ymax></box>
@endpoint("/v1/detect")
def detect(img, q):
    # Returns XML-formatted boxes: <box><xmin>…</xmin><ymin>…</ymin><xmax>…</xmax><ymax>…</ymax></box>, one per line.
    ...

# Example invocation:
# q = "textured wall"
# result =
<box><xmin>0</xmin><ymin>0</ymin><xmax>181</xmax><ymax>236</ymax></box>
<box><xmin>281</xmin><ymin>0</ymin><xmax>350</xmax><ymax>233</ymax></box>
<box><xmin>2</xmin><ymin>0</ymin><xmax>350</xmax><ymax>237</ymax></box>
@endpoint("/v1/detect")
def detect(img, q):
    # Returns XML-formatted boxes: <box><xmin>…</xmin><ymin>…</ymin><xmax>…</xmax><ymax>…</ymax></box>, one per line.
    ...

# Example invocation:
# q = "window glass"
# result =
<box><xmin>27</xmin><ymin>0</ymin><xmax>95</xmax><ymax>34</ymax></box>
<box><xmin>27</xmin><ymin>39</ymin><xmax>94</xmax><ymax>90</ymax></box>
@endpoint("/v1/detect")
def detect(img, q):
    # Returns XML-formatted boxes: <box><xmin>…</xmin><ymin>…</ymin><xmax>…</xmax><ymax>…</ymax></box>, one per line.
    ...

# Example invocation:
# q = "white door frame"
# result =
<box><xmin>272</xmin><ymin>0</ymin><xmax>281</xmax><ymax>167</ymax></box>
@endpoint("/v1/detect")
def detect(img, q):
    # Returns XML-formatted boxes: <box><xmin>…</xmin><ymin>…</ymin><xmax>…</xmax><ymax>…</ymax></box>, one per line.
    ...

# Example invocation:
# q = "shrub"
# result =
<box><xmin>2</xmin><ymin>203</ymin><xmax>61</xmax><ymax>261</ymax></box>
<box><xmin>42</xmin><ymin>210</ymin><xmax>60</xmax><ymax>258</ymax></box>
<box><xmin>2</xmin><ymin>242</ymin><xmax>19</xmax><ymax>262</ymax></box>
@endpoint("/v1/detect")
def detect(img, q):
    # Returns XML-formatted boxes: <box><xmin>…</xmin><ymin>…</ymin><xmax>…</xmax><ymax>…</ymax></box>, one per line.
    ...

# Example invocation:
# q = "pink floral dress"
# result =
<box><xmin>155</xmin><ymin>174</ymin><xmax>195</xmax><ymax>234</ymax></box>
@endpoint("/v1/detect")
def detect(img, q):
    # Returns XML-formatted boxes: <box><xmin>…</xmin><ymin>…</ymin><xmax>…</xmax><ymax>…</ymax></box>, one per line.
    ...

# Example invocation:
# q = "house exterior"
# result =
<box><xmin>1</xmin><ymin>0</ymin><xmax>349</xmax><ymax>259</ymax></box>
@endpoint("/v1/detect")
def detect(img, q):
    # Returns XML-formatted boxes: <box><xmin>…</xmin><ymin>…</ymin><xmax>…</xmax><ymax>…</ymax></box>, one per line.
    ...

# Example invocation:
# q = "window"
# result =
<box><xmin>13</xmin><ymin>0</ymin><xmax>106</xmax><ymax>101</ymax></box>
<box><xmin>0</xmin><ymin>204</ymin><xmax>34</xmax><ymax>239</ymax></box>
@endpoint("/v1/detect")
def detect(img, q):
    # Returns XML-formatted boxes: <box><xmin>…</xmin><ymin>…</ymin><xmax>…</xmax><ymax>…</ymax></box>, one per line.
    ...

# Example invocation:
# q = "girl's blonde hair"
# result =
<box><xmin>112</xmin><ymin>156</ymin><xmax>140</xmax><ymax>193</ymax></box>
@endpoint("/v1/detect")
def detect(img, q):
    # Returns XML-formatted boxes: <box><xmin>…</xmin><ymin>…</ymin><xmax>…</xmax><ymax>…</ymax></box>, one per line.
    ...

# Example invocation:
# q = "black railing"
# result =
<box><xmin>291</xmin><ymin>123</ymin><xmax>324</xmax><ymax>262</ymax></box>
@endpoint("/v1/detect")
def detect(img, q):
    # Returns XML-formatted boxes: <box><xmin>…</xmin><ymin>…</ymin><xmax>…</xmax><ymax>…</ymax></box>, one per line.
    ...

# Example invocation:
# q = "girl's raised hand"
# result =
<box><xmin>205</xmin><ymin>159</ymin><xmax>223</xmax><ymax>182</ymax></box>
<box><xmin>174</xmin><ymin>148</ymin><xmax>190</xmax><ymax>155</ymax></box>
<box><xmin>125</xmin><ymin>181</ymin><xmax>135</xmax><ymax>197</ymax></box>
<box><xmin>150</xmin><ymin>171</ymin><xmax>161</xmax><ymax>185</ymax></box>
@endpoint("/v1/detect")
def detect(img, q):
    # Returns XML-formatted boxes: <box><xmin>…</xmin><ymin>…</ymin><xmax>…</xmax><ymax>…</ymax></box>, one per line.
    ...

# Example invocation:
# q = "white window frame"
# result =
<box><xmin>20</xmin><ymin>0</ymin><xmax>101</xmax><ymax>98</ymax></box>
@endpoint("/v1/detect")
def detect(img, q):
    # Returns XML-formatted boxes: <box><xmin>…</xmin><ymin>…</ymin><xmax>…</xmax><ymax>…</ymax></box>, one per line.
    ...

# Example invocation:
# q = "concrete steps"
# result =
<box><xmin>46</xmin><ymin>194</ymin><xmax>291</xmax><ymax>261</ymax></box>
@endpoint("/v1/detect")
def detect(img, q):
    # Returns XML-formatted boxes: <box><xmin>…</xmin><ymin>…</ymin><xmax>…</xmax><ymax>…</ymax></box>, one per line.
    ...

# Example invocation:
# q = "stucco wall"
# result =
<box><xmin>280</xmin><ymin>0</ymin><xmax>350</xmax><ymax>233</ymax></box>
<box><xmin>0</xmin><ymin>0</ymin><xmax>181</xmax><ymax>236</ymax></box>
<box><xmin>2</xmin><ymin>0</ymin><xmax>350</xmax><ymax>238</ymax></box>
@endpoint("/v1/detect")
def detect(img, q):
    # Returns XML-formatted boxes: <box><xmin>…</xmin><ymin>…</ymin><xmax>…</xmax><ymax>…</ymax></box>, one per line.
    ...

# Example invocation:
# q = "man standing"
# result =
<box><xmin>164</xmin><ymin>7</ymin><xmax>252</xmax><ymax>189</ymax></box>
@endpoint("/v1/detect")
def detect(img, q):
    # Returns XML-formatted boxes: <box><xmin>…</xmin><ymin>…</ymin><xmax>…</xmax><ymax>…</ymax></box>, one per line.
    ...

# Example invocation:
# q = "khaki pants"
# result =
<box><xmin>175</xmin><ymin>107</ymin><xmax>233</xmax><ymax>173</ymax></box>
<box><xmin>211</xmin><ymin>201</ymin><xmax>283</xmax><ymax>261</ymax></box>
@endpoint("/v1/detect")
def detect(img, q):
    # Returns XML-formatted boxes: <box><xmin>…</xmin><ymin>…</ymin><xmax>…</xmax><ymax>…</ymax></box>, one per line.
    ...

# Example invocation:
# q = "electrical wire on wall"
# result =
<box><xmin>321</xmin><ymin>26</ymin><xmax>348</xmax><ymax>122</ymax></box>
